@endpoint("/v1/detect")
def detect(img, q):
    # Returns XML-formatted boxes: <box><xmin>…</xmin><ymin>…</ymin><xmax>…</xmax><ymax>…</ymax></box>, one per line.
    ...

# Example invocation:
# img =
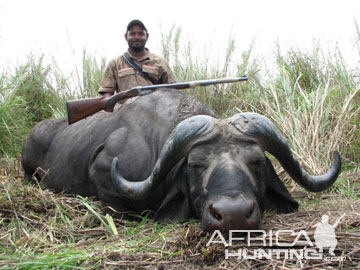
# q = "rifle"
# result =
<box><xmin>66</xmin><ymin>76</ymin><xmax>248</xmax><ymax>125</ymax></box>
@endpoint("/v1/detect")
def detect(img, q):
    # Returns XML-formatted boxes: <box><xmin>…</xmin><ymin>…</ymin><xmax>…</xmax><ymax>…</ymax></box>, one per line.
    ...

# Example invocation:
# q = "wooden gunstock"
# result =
<box><xmin>66</xmin><ymin>97</ymin><xmax>108</xmax><ymax>124</ymax></box>
<box><xmin>66</xmin><ymin>88</ymin><xmax>141</xmax><ymax>124</ymax></box>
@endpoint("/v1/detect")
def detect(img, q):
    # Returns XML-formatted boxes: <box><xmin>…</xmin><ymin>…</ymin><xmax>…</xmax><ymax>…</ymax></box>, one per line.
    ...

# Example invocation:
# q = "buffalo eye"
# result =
<box><xmin>187</xmin><ymin>162</ymin><xmax>207</xmax><ymax>173</ymax></box>
<box><xmin>248</xmin><ymin>158</ymin><xmax>265</xmax><ymax>171</ymax></box>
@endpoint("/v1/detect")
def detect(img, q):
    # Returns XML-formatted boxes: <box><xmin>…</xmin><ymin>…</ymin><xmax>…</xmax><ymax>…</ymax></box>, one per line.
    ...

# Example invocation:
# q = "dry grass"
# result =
<box><xmin>0</xmin><ymin>158</ymin><xmax>359</xmax><ymax>269</ymax></box>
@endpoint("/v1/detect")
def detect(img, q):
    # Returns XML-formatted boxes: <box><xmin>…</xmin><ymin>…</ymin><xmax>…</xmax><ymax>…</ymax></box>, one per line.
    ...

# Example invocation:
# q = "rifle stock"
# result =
<box><xmin>66</xmin><ymin>76</ymin><xmax>248</xmax><ymax>125</ymax></box>
<box><xmin>66</xmin><ymin>97</ymin><xmax>107</xmax><ymax>125</ymax></box>
<box><xmin>66</xmin><ymin>88</ymin><xmax>142</xmax><ymax>124</ymax></box>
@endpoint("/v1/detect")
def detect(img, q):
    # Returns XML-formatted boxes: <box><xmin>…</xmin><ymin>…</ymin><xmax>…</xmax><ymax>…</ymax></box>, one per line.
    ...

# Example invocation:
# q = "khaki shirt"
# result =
<box><xmin>99</xmin><ymin>50</ymin><xmax>176</xmax><ymax>94</ymax></box>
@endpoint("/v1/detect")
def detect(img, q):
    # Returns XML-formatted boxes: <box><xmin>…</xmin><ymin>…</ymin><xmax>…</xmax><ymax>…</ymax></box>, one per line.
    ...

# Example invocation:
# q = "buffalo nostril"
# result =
<box><xmin>246</xmin><ymin>203</ymin><xmax>256</xmax><ymax>220</ymax></box>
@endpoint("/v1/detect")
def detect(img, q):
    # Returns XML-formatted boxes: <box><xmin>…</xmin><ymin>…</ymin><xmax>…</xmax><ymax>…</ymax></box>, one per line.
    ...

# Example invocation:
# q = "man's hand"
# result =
<box><xmin>101</xmin><ymin>92</ymin><xmax>113</xmax><ymax>98</ymax></box>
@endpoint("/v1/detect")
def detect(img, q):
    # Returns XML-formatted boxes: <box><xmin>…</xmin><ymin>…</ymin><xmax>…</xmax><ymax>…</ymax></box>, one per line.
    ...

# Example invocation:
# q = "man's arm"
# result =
<box><xmin>98</xmin><ymin>59</ymin><xmax>117</xmax><ymax>96</ymax></box>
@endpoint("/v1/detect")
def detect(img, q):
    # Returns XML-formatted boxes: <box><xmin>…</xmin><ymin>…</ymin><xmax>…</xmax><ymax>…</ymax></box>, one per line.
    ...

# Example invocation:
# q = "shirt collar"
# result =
<box><xmin>128</xmin><ymin>48</ymin><xmax>151</xmax><ymax>62</ymax></box>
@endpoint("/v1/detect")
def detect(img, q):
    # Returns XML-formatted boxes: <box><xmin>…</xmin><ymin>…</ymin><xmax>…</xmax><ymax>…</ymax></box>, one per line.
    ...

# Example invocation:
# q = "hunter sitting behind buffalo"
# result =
<box><xmin>21</xmin><ymin>86</ymin><xmax>341</xmax><ymax>232</ymax></box>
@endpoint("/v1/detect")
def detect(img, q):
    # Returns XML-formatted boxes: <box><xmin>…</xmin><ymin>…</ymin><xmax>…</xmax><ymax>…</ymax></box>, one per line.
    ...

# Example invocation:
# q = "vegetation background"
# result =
<box><xmin>0</xmin><ymin>26</ymin><xmax>359</xmax><ymax>269</ymax></box>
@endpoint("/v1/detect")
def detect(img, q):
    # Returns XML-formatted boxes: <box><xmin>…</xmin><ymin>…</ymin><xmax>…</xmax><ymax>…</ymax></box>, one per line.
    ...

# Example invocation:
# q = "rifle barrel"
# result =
<box><xmin>67</xmin><ymin>76</ymin><xmax>248</xmax><ymax>124</ymax></box>
<box><xmin>189</xmin><ymin>76</ymin><xmax>248</xmax><ymax>88</ymax></box>
<box><xmin>131</xmin><ymin>76</ymin><xmax>248</xmax><ymax>91</ymax></box>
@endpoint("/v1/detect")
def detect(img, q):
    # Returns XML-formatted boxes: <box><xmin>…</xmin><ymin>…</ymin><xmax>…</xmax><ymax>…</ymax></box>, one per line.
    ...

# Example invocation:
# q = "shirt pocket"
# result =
<box><xmin>118</xmin><ymin>68</ymin><xmax>135</xmax><ymax>77</ymax></box>
<box><xmin>142</xmin><ymin>65</ymin><xmax>160</xmax><ymax>77</ymax></box>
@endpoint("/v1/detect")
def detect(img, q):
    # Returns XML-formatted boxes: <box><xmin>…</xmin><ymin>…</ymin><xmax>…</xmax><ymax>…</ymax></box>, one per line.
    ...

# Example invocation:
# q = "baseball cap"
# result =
<box><xmin>126</xmin><ymin>20</ymin><xmax>147</xmax><ymax>32</ymax></box>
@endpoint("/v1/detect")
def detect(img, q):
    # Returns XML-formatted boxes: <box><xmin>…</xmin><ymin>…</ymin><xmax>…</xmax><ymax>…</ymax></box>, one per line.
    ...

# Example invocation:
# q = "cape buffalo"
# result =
<box><xmin>21</xmin><ymin>89</ymin><xmax>341</xmax><ymax>231</ymax></box>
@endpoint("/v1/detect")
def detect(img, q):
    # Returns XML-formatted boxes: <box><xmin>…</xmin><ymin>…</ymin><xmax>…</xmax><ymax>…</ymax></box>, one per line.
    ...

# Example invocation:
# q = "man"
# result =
<box><xmin>99</xmin><ymin>20</ymin><xmax>176</xmax><ymax>97</ymax></box>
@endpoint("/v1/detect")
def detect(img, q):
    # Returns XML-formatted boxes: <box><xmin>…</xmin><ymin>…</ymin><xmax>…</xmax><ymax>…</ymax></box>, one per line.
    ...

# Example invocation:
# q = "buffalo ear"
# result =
<box><xmin>154</xmin><ymin>182</ymin><xmax>194</xmax><ymax>223</ymax></box>
<box><xmin>154</xmin><ymin>163</ymin><xmax>194</xmax><ymax>223</ymax></box>
<box><xmin>263</xmin><ymin>158</ymin><xmax>299</xmax><ymax>213</ymax></box>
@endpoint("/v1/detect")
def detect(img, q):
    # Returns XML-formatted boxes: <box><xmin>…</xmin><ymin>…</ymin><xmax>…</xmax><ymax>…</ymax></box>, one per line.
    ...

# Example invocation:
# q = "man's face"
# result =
<box><xmin>125</xmin><ymin>25</ymin><xmax>148</xmax><ymax>52</ymax></box>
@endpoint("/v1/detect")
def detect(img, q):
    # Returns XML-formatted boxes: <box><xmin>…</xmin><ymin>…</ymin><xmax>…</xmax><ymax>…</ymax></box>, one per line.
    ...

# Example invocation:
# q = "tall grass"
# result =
<box><xmin>261</xmin><ymin>45</ymin><xmax>360</xmax><ymax>174</ymax></box>
<box><xmin>0</xmin><ymin>28</ymin><xmax>359</xmax><ymax>174</ymax></box>
<box><xmin>0</xmin><ymin>56</ymin><xmax>62</xmax><ymax>156</ymax></box>
<box><xmin>0</xmin><ymin>52</ymin><xmax>103</xmax><ymax>157</ymax></box>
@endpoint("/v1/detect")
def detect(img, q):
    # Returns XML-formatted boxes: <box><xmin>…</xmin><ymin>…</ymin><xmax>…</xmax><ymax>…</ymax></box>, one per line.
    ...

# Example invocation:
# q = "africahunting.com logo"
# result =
<box><xmin>207</xmin><ymin>214</ymin><xmax>347</xmax><ymax>262</ymax></box>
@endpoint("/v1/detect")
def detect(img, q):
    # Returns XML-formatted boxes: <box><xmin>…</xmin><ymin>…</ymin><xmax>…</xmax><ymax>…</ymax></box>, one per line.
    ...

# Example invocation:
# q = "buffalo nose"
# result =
<box><xmin>203</xmin><ymin>196</ymin><xmax>261</xmax><ymax>232</ymax></box>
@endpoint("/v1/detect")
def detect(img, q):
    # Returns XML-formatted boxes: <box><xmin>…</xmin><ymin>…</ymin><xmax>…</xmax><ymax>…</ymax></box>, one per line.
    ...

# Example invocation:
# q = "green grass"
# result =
<box><xmin>0</xmin><ymin>248</ymin><xmax>97</xmax><ymax>270</ymax></box>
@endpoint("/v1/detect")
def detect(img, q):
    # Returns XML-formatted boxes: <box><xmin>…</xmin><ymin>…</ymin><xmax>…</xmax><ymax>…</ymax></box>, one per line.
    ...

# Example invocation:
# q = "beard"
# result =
<box><xmin>128</xmin><ymin>40</ymin><xmax>146</xmax><ymax>52</ymax></box>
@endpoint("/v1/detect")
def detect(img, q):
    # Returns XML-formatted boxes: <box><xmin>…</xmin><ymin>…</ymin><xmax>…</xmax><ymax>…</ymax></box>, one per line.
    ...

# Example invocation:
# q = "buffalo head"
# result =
<box><xmin>110</xmin><ymin>112</ymin><xmax>341</xmax><ymax>232</ymax></box>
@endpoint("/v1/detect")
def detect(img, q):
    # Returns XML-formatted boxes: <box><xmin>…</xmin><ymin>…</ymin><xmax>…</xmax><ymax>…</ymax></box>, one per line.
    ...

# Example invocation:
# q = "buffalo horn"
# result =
<box><xmin>229</xmin><ymin>113</ymin><xmax>341</xmax><ymax>192</ymax></box>
<box><xmin>111</xmin><ymin>115</ymin><xmax>215</xmax><ymax>199</ymax></box>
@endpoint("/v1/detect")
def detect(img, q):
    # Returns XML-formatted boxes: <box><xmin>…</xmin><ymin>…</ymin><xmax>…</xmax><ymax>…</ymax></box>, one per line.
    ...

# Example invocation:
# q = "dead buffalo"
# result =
<box><xmin>21</xmin><ymin>89</ymin><xmax>341</xmax><ymax>231</ymax></box>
